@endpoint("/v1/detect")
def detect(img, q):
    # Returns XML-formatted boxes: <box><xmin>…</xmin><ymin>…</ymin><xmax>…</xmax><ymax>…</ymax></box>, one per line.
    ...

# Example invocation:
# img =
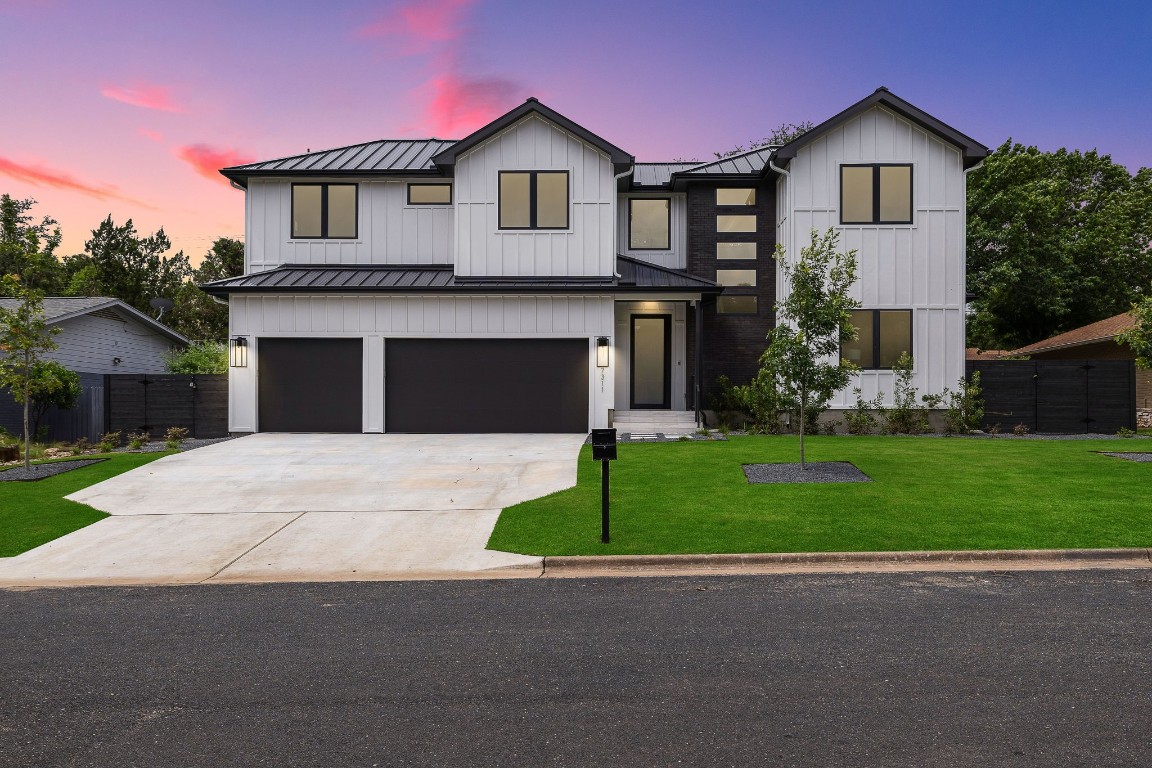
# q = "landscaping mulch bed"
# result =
<box><xmin>0</xmin><ymin>459</ymin><xmax>107</xmax><ymax>482</ymax></box>
<box><xmin>1098</xmin><ymin>452</ymin><xmax>1152</xmax><ymax>462</ymax></box>
<box><xmin>743</xmin><ymin>461</ymin><xmax>872</xmax><ymax>484</ymax></box>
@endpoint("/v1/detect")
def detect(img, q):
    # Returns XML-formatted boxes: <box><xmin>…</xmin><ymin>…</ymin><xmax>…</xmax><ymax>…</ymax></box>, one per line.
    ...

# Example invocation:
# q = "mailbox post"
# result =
<box><xmin>590</xmin><ymin>428</ymin><xmax>618</xmax><ymax>544</ymax></box>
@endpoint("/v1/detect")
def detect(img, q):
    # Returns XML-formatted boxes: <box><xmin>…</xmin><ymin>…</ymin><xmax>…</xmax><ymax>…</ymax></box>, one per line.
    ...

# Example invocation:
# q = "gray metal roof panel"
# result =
<box><xmin>221</xmin><ymin>139</ymin><xmax>460</xmax><ymax>183</ymax></box>
<box><xmin>201</xmin><ymin>258</ymin><xmax>720</xmax><ymax>295</ymax></box>
<box><xmin>632</xmin><ymin>163</ymin><xmax>701</xmax><ymax>188</ymax></box>
<box><xmin>678</xmin><ymin>147</ymin><xmax>774</xmax><ymax>176</ymax></box>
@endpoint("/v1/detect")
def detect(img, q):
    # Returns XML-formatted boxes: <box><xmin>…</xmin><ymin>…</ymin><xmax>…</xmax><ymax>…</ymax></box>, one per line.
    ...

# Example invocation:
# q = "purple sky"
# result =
<box><xmin>1</xmin><ymin>0</ymin><xmax>1149</xmax><ymax>262</ymax></box>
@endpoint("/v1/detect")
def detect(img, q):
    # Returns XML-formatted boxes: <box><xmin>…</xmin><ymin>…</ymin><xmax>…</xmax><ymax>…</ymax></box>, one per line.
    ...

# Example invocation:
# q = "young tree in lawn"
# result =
<box><xmin>761</xmin><ymin>229</ymin><xmax>860</xmax><ymax>469</ymax></box>
<box><xmin>0</xmin><ymin>275</ymin><xmax>61</xmax><ymax>469</ymax></box>
<box><xmin>26</xmin><ymin>360</ymin><xmax>81</xmax><ymax>440</ymax></box>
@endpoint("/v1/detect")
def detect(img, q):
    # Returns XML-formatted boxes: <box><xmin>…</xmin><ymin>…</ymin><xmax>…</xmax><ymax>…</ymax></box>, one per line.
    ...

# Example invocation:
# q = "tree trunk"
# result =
<box><xmin>22</xmin><ymin>357</ymin><xmax>30</xmax><ymax>471</ymax></box>
<box><xmin>799</xmin><ymin>391</ymin><xmax>806</xmax><ymax>470</ymax></box>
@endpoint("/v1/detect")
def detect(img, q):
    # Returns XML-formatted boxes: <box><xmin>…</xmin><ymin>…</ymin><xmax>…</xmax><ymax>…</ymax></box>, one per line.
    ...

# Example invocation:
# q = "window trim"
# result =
<box><xmin>291</xmin><ymin>182</ymin><xmax>358</xmax><ymax>240</ymax></box>
<box><xmin>715</xmin><ymin>294</ymin><xmax>759</xmax><ymax>316</ymax></box>
<box><xmin>498</xmin><ymin>170</ymin><xmax>570</xmax><ymax>230</ymax></box>
<box><xmin>844</xmin><ymin>309</ymin><xmax>914</xmax><ymax>369</ymax></box>
<box><xmin>839</xmin><ymin>163</ymin><xmax>913</xmax><ymax>225</ymax></box>
<box><xmin>627</xmin><ymin>197</ymin><xmax>672</xmax><ymax>251</ymax></box>
<box><xmin>407</xmin><ymin>183</ymin><xmax>453</xmax><ymax>206</ymax></box>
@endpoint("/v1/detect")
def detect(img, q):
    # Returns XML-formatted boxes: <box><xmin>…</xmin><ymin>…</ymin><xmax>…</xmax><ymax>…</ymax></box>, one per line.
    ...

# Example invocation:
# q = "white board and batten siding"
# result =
<box><xmin>454</xmin><ymin>115</ymin><xmax>616</xmax><ymax>278</ymax></box>
<box><xmin>244</xmin><ymin>179</ymin><xmax>454</xmax><ymax>273</ymax></box>
<box><xmin>227</xmin><ymin>294</ymin><xmax>615</xmax><ymax>433</ymax></box>
<box><xmin>777</xmin><ymin>104</ymin><xmax>967</xmax><ymax>406</ymax></box>
<box><xmin>52</xmin><ymin>314</ymin><xmax>176</xmax><ymax>375</ymax></box>
<box><xmin>616</xmin><ymin>193</ymin><xmax>687</xmax><ymax>270</ymax></box>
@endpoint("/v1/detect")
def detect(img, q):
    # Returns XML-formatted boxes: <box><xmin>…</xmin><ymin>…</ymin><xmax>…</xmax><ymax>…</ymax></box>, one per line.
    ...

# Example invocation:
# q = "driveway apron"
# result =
<box><xmin>0</xmin><ymin>433</ymin><xmax>585</xmax><ymax>586</ymax></box>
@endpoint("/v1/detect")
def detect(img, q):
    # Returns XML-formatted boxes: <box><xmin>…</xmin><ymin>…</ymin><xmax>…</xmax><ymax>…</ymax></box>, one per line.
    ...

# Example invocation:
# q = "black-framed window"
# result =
<box><xmin>291</xmin><ymin>183</ymin><xmax>358</xmax><ymax>239</ymax></box>
<box><xmin>628</xmin><ymin>198</ymin><xmax>671</xmax><ymax>250</ymax></box>
<box><xmin>840</xmin><ymin>164</ymin><xmax>912</xmax><ymax>224</ymax></box>
<box><xmin>842</xmin><ymin>309</ymin><xmax>912</xmax><ymax>368</ymax></box>
<box><xmin>716</xmin><ymin>188</ymin><xmax>756</xmax><ymax>206</ymax></box>
<box><xmin>408</xmin><ymin>183</ymin><xmax>452</xmax><ymax>205</ymax></box>
<box><xmin>716</xmin><ymin>295</ymin><xmax>758</xmax><ymax>315</ymax></box>
<box><xmin>498</xmin><ymin>170</ymin><xmax>569</xmax><ymax>229</ymax></box>
<box><xmin>716</xmin><ymin>242</ymin><xmax>757</xmax><ymax>260</ymax></box>
<box><xmin>717</xmin><ymin>214</ymin><xmax>756</xmax><ymax>233</ymax></box>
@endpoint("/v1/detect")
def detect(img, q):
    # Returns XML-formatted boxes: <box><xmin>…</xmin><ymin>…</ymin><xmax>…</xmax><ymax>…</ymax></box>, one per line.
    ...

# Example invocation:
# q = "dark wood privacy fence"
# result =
<box><xmin>967</xmin><ymin>360</ymin><xmax>1135</xmax><ymax>434</ymax></box>
<box><xmin>106</xmin><ymin>374</ymin><xmax>228</xmax><ymax>439</ymax></box>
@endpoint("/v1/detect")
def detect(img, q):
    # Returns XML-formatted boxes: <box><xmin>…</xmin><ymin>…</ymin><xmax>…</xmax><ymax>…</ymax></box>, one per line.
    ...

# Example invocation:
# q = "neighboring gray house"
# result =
<box><xmin>0</xmin><ymin>297</ymin><xmax>189</xmax><ymax>442</ymax></box>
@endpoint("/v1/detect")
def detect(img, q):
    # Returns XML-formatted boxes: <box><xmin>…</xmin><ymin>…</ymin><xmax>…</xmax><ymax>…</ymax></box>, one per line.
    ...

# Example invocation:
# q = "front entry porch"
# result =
<box><xmin>610</xmin><ymin>409</ymin><xmax>699</xmax><ymax>436</ymax></box>
<box><xmin>614</xmin><ymin>301</ymin><xmax>692</xmax><ymax>414</ymax></box>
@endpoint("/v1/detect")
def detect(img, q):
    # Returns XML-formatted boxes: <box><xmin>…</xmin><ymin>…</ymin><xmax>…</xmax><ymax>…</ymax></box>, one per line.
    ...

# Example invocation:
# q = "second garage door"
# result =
<box><xmin>385</xmin><ymin>339</ymin><xmax>588</xmax><ymax>433</ymax></box>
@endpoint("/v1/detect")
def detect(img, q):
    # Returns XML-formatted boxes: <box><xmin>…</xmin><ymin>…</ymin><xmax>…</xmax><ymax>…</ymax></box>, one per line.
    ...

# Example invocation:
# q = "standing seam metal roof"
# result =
<box><xmin>221</xmin><ymin>139</ymin><xmax>459</xmax><ymax>179</ymax></box>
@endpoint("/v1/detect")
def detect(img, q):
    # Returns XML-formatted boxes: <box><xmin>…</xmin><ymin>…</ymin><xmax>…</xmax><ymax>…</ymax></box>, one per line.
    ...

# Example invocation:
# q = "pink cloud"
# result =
<box><xmin>356</xmin><ymin>0</ymin><xmax>473</xmax><ymax>54</ymax></box>
<box><xmin>174</xmin><ymin>144</ymin><xmax>255</xmax><ymax>184</ymax></box>
<box><xmin>100</xmin><ymin>83</ymin><xmax>184</xmax><ymax>113</ymax></box>
<box><xmin>138</xmin><ymin>128</ymin><xmax>164</xmax><ymax>143</ymax></box>
<box><xmin>423</xmin><ymin>71</ymin><xmax>523</xmax><ymax>136</ymax></box>
<box><xmin>0</xmin><ymin>155</ymin><xmax>153</xmax><ymax>207</ymax></box>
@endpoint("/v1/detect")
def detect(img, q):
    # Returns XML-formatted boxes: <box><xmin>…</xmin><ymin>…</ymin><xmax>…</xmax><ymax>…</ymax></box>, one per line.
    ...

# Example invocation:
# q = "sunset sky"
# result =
<box><xmin>1</xmin><ymin>0</ymin><xmax>1149</xmax><ymax>263</ymax></box>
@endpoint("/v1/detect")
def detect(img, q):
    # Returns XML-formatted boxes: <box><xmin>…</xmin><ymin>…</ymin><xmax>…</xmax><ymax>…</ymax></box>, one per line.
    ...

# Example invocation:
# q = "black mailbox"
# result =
<box><xmin>591</xmin><ymin>428</ymin><xmax>617</xmax><ymax>461</ymax></box>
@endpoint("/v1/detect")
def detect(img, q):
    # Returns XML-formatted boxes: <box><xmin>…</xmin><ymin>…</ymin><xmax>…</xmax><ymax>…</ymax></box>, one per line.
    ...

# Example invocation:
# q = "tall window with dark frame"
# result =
<box><xmin>292</xmin><ymin>183</ymin><xmax>358</xmax><ymax>239</ymax></box>
<box><xmin>628</xmin><ymin>198</ymin><xmax>670</xmax><ymax>250</ymax></box>
<box><xmin>842</xmin><ymin>309</ymin><xmax>913</xmax><ymax>368</ymax></box>
<box><xmin>840</xmin><ymin>164</ymin><xmax>912</xmax><ymax>225</ymax></box>
<box><xmin>498</xmin><ymin>171</ymin><xmax>569</xmax><ymax>230</ymax></box>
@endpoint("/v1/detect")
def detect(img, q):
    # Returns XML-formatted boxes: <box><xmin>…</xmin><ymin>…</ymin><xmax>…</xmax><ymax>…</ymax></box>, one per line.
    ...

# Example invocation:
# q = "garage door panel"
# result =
<box><xmin>386</xmin><ymin>339</ymin><xmax>588</xmax><ymax>433</ymax></box>
<box><xmin>259</xmin><ymin>338</ymin><xmax>362</xmax><ymax>432</ymax></box>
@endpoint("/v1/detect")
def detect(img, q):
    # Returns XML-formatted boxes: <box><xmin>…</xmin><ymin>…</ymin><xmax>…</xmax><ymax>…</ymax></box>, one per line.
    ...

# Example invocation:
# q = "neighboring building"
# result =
<box><xmin>0</xmin><ymin>297</ymin><xmax>189</xmax><ymax>441</ymax></box>
<box><xmin>204</xmin><ymin>88</ymin><xmax>988</xmax><ymax>434</ymax></box>
<box><xmin>1012</xmin><ymin>312</ymin><xmax>1152</xmax><ymax>417</ymax></box>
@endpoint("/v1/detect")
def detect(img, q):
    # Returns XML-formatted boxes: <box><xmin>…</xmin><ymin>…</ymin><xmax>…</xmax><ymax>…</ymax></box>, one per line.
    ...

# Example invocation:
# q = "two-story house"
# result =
<box><xmin>204</xmin><ymin>88</ymin><xmax>988</xmax><ymax>434</ymax></box>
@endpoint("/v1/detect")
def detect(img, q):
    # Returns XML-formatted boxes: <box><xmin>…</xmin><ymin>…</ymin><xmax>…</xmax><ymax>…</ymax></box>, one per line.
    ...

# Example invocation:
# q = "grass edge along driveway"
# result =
<box><xmin>488</xmin><ymin>436</ymin><xmax>1152</xmax><ymax>556</ymax></box>
<box><xmin>0</xmin><ymin>452</ymin><xmax>171</xmax><ymax>557</ymax></box>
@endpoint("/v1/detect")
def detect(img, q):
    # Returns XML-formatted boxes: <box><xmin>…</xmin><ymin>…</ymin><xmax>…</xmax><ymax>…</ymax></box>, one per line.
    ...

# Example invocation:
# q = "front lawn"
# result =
<box><xmin>488</xmin><ymin>436</ymin><xmax>1152</xmax><ymax>556</ymax></box>
<box><xmin>0</xmin><ymin>452</ymin><xmax>170</xmax><ymax>557</ymax></box>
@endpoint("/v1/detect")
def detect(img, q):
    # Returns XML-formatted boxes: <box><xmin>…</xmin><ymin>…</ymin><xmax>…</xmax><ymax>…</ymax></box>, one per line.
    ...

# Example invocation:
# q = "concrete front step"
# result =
<box><xmin>611</xmin><ymin>411</ymin><xmax>701</xmax><ymax>435</ymax></box>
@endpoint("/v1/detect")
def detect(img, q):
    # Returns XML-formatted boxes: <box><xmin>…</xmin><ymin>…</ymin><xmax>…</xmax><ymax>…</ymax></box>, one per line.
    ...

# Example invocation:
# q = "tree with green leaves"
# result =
<box><xmin>64</xmin><ymin>216</ymin><xmax>192</xmax><ymax>317</ymax></box>
<box><xmin>760</xmin><ymin>229</ymin><xmax>860</xmax><ymax>468</ymax></box>
<box><xmin>1116</xmin><ymin>300</ymin><xmax>1152</xmax><ymax>369</ymax></box>
<box><xmin>0</xmin><ymin>195</ymin><xmax>67</xmax><ymax>294</ymax></box>
<box><xmin>163</xmin><ymin>341</ymin><xmax>227</xmax><ymax>374</ymax></box>
<box><xmin>26</xmin><ymin>360</ymin><xmax>81</xmax><ymax>441</ymax></box>
<box><xmin>967</xmin><ymin>141</ymin><xmax>1152</xmax><ymax>349</ymax></box>
<box><xmin>170</xmin><ymin>237</ymin><xmax>244</xmax><ymax>342</ymax></box>
<box><xmin>0</xmin><ymin>275</ymin><xmax>60</xmax><ymax>469</ymax></box>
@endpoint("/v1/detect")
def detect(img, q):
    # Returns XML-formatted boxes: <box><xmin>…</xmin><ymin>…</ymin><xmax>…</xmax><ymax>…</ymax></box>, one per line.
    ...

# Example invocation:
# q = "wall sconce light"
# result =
<box><xmin>596</xmin><ymin>336</ymin><xmax>610</xmax><ymax>368</ymax></box>
<box><xmin>229</xmin><ymin>337</ymin><xmax>248</xmax><ymax>368</ymax></box>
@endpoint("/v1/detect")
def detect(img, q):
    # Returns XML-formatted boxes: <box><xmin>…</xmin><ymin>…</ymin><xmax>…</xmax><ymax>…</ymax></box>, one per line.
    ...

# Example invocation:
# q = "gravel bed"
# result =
<box><xmin>0</xmin><ymin>459</ymin><xmax>107</xmax><ymax>482</ymax></box>
<box><xmin>115</xmin><ymin>436</ymin><xmax>236</xmax><ymax>453</ymax></box>
<box><xmin>1099</xmin><ymin>452</ymin><xmax>1152</xmax><ymax>462</ymax></box>
<box><xmin>743</xmin><ymin>461</ymin><xmax>872</xmax><ymax>484</ymax></box>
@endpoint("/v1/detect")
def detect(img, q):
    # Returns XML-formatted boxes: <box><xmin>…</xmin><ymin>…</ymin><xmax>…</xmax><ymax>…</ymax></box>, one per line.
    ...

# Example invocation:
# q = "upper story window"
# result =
<box><xmin>292</xmin><ymin>183</ymin><xmax>358</xmax><ymax>239</ymax></box>
<box><xmin>499</xmin><ymin>171</ymin><xmax>569</xmax><ymax>229</ymax></box>
<box><xmin>408</xmin><ymin>183</ymin><xmax>452</xmax><ymax>205</ymax></box>
<box><xmin>842</xmin><ymin>309</ymin><xmax>912</xmax><ymax>369</ymax></box>
<box><xmin>716</xmin><ymin>188</ymin><xmax>756</xmax><ymax>206</ymax></box>
<box><xmin>628</xmin><ymin>198</ymin><xmax>671</xmax><ymax>250</ymax></box>
<box><xmin>840</xmin><ymin>164</ymin><xmax>912</xmax><ymax>225</ymax></box>
<box><xmin>717</xmin><ymin>215</ymin><xmax>756</xmax><ymax>233</ymax></box>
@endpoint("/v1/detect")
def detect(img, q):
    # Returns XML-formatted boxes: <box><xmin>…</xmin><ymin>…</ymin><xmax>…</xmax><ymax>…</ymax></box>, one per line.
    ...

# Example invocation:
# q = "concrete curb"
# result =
<box><xmin>541</xmin><ymin>548</ymin><xmax>1152</xmax><ymax>575</ymax></box>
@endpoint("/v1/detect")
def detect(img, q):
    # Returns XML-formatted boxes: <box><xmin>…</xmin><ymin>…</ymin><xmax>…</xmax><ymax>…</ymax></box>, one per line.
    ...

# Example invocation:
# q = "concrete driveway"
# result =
<box><xmin>0</xmin><ymin>434</ymin><xmax>585</xmax><ymax>587</ymax></box>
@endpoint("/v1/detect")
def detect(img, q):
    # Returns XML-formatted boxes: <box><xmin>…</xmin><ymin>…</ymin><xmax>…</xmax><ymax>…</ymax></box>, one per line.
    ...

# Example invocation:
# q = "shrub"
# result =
<box><xmin>71</xmin><ymin>437</ymin><xmax>90</xmax><ymax>455</ymax></box>
<box><xmin>1116</xmin><ymin>427</ymin><xmax>1135</xmax><ymax>438</ymax></box>
<box><xmin>99</xmin><ymin>431</ymin><xmax>121</xmax><ymax>453</ymax></box>
<box><xmin>842</xmin><ymin>387</ymin><xmax>883</xmax><ymax>435</ymax></box>
<box><xmin>1013</xmin><ymin>422</ymin><xmax>1030</xmax><ymax>436</ymax></box>
<box><xmin>165</xmin><ymin>426</ymin><xmax>190</xmax><ymax>450</ymax></box>
<box><xmin>163</xmin><ymin>341</ymin><xmax>227</xmax><ymax>374</ymax></box>
<box><xmin>880</xmin><ymin>353</ymin><xmax>939</xmax><ymax>434</ymax></box>
<box><xmin>943</xmin><ymin>371</ymin><xmax>984</xmax><ymax>435</ymax></box>
<box><xmin>127</xmin><ymin>431</ymin><xmax>150</xmax><ymax>450</ymax></box>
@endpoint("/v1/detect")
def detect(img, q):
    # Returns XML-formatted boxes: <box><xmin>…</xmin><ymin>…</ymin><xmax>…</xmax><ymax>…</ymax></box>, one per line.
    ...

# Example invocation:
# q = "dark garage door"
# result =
<box><xmin>386</xmin><ymin>339</ymin><xmax>588</xmax><ymax>433</ymax></box>
<box><xmin>258</xmin><ymin>338</ymin><xmax>362</xmax><ymax>432</ymax></box>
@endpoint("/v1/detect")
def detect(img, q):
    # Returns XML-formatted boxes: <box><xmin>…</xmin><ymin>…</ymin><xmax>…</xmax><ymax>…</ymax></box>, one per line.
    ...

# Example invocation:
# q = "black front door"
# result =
<box><xmin>630</xmin><ymin>315</ymin><xmax>671</xmax><ymax>409</ymax></box>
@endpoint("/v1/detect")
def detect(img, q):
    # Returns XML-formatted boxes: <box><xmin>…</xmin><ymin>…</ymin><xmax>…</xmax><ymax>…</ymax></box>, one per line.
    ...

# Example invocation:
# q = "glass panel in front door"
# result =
<box><xmin>632</xmin><ymin>317</ymin><xmax>667</xmax><ymax>407</ymax></box>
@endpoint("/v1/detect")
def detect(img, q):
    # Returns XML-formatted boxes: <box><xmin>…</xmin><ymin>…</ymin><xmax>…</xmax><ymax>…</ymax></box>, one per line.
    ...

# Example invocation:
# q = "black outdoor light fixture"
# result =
<box><xmin>596</xmin><ymin>336</ymin><xmax>610</xmax><ymax>367</ymax></box>
<box><xmin>590</xmin><ymin>428</ymin><xmax>618</xmax><ymax>543</ymax></box>
<box><xmin>229</xmin><ymin>336</ymin><xmax>249</xmax><ymax>368</ymax></box>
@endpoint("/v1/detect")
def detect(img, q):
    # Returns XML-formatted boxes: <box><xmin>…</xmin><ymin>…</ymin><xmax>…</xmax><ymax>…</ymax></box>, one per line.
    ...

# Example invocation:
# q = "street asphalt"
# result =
<box><xmin>2</xmin><ymin>570</ymin><xmax>1150</xmax><ymax>767</ymax></box>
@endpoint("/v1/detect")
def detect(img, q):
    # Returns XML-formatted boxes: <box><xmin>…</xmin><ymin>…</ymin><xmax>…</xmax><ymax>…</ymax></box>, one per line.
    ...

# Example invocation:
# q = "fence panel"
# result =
<box><xmin>106</xmin><ymin>374</ymin><xmax>228</xmax><ymax>439</ymax></box>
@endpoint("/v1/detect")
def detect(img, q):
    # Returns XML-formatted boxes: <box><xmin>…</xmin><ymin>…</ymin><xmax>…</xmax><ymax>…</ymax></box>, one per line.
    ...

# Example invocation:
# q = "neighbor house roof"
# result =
<box><xmin>0</xmin><ymin>297</ymin><xmax>189</xmax><ymax>345</ymax></box>
<box><xmin>201</xmin><ymin>255</ymin><xmax>720</xmax><ymax>296</ymax></box>
<box><xmin>431</xmin><ymin>98</ymin><xmax>634</xmax><ymax>175</ymax></box>
<box><xmin>1012</xmin><ymin>313</ymin><xmax>1136</xmax><ymax>356</ymax></box>
<box><xmin>966</xmin><ymin>348</ymin><xmax>1013</xmax><ymax>361</ymax></box>
<box><xmin>221</xmin><ymin>139</ymin><xmax>458</xmax><ymax>187</ymax></box>
<box><xmin>770</xmin><ymin>87</ymin><xmax>990</xmax><ymax>170</ymax></box>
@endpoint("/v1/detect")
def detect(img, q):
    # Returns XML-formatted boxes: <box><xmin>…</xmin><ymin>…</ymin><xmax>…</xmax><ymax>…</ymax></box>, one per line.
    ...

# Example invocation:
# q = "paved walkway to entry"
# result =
<box><xmin>0</xmin><ymin>434</ymin><xmax>586</xmax><ymax>587</ymax></box>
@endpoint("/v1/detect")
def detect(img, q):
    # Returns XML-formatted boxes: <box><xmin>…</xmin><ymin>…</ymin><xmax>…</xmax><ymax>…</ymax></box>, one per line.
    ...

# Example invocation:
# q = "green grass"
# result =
<box><xmin>488</xmin><ymin>436</ymin><xmax>1152</xmax><ymax>556</ymax></box>
<box><xmin>0</xmin><ymin>452</ymin><xmax>171</xmax><ymax>557</ymax></box>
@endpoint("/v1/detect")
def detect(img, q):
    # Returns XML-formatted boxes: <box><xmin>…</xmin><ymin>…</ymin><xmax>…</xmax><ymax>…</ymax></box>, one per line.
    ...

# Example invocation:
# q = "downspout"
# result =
<box><xmin>960</xmin><ymin>159</ymin><xmax>984</xmax><ymax>385</ymax></box>
<box><xmin>611</xmin><ymin>166</ymin><xmax>635</xmax><ymax>278</ymax></box>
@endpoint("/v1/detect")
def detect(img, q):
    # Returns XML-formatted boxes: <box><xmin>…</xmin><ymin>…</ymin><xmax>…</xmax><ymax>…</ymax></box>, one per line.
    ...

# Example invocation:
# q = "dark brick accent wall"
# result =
<box><xmin>684</xmin><ymin>181</ymin><xmax>777</xmax><ymax>408</ymax></box>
